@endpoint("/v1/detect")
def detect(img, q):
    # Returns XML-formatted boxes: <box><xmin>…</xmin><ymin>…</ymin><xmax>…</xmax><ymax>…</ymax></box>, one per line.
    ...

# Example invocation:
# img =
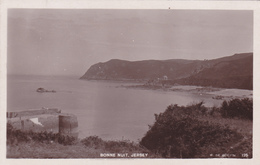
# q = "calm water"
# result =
<box><xmin>7</xmin><ymin>75</ymin><xmax>222</xmax><ymax>141</ymax></box>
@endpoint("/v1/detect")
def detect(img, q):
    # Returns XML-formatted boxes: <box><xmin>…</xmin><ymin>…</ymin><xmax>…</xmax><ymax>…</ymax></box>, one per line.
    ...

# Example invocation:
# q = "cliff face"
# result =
<box><xmin>80</xmin><ymin>53</ymin><xmax>253</xmax><ymax>90</ymax></box>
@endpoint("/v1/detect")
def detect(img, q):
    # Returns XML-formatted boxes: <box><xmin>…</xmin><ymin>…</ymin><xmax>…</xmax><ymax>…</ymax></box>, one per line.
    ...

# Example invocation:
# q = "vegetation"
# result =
<box><xmin>81</xmin><ymin>53</ymin><xmax>253</xmax><ymax>90</ymax></box>
<box><xmin>140</xmin><ymin>101</ymin><xmax>252</xmax><ymax>158</ymax></box>
<box><xmin>7</xmin><ymin>99</ymin><xmax>252</xmax><ymax>158</ymax></box>
<box><xmin>220</xmin><ymin>98</ymin><xmax>253</xmax><ymax>120</ymax></box>
<box><xmin>7</xmin><ymin>123</ymin><xmax>150</xmax><ymax>158</ymax></box>
<box><xmin>7</xmin><ymin>123</ymin><xmax>77</xmax><ymax>146</ymax></box>
<box><xmin>81</xmin><ymin>136</ymin><xmax>147</xmax><ymax>153</ymax></box>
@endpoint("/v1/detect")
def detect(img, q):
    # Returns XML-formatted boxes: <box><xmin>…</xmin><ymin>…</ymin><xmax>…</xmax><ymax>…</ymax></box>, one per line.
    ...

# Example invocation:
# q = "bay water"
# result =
<box><xmin>7</xmin><ymin>75</ymin><xmax>222</xmax><ymax>142</ymax></box>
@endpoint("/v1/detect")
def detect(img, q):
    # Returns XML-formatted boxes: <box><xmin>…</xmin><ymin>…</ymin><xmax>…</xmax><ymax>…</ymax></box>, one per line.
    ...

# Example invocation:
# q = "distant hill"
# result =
<box><xmin>80</xmin><ymin>53</ymin><xmax>253</xmax><ymax>90</ymax></box>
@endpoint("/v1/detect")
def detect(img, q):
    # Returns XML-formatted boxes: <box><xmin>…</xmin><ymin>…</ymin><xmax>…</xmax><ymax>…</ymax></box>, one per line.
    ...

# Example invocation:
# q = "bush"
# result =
<box><xmin>220</xmin><ymin>98</ymin><xmax>253</xmax><ymax>120</ymax></box>
<box><xmin>81</xmin><ymin>136</ymin><xmax>105</xmax><ymax>149</ymax></box>
<box><xmin>140</xmin><ymin>103</ymin><xmax>243</xmax><ymax>158</ymax></box>
<box><xmin>7</xmin><ymin>123</ymin><xmax>30</xmax><ymax>145</ymax></box>
<box><xmin>7</xmin><ymin>123</ymin><xmax>76</xmax><ymax>145</ymax></box>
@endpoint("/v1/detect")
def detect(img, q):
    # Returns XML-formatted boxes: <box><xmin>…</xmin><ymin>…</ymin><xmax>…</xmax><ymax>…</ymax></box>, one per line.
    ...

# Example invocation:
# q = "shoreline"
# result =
<box><xmin>80</xmin><ymin>79</ymin><xmax>253</xmax><ymax>99</ymax></box>
<box><xmin>120</xmin><ymin>84</ymin><xmax>253</xmax><ymax>101</ymax></box>
<box><xmin>80</xmin><ymin>79</ymin><xmax>253</xmax><ymax>101</ymax></box>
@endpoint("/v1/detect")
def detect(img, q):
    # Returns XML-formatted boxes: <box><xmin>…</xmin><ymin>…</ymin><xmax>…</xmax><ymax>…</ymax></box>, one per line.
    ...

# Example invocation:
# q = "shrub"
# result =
<box><xmin>7</xmin><ymin>123</ymin><xmax>76</xmax><ymax>145</ymax></box>
<box><xmin>81</xmin><ymin>136</ymin><xmax>105</xmax><ymax>148</ymax></box>
<box><xmin>140</xmin><ymin>104</ymin><xmax>243</xmax><ymax>158</ymax></box>
<box><xmin>7</xmin><ymin>123</ymin><xmax>30</xmax><ymax>145</ymax></box>
<box><xmin>220</xmin><ymin>98</ymin><xmax>253</xmax><ymax>120</ymax></box>
<box><xmin>209</xmin><ymin>106</ymin><xmax>220</xmax><ymax>116</ymax></box>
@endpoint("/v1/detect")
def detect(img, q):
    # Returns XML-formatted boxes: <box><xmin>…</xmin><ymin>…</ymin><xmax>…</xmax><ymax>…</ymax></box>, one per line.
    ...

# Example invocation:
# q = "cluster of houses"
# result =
<box><xmin>145</xmin><ymin>75</ymin><xmax>169</xmax><ymax>87</ymax></box>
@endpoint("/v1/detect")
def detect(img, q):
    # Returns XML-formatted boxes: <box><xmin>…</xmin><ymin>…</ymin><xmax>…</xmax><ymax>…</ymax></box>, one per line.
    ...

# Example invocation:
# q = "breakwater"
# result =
<box><xmin>7</xmin><ymin>108</ymin><xmax>78</xmax><ymax>138</ymax></box>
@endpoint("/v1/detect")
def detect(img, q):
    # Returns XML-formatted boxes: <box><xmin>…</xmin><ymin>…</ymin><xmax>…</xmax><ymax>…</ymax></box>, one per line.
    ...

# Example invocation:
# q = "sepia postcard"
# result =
<box><xmin>1</xmin><ymin>0</ymin><xmax>260</xmax><ymax>165</ymax></box>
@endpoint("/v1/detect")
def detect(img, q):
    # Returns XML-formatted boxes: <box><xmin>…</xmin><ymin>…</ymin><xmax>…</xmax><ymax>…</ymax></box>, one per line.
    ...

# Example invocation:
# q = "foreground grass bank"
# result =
<box><xmin>7</xmin><ymin>125</ymin><xmax>152</xmax><ymax>158</ymax></box>
<box><xmin>7</xmin><ymin>98</ymin><xmax>252</xmax><ymax>158</ymax></box>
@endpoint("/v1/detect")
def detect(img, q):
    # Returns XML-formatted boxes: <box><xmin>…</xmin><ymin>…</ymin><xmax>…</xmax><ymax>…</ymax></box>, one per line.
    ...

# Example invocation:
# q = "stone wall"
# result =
<box><xmin>7</xmin><ymin>108</ymin><xmax>61</xmax><ymax>118</ymax></box>
<box><xmin>7</xmin><ymin>109</ymin><xmax>78</xmax><ymax>138</ymax></box>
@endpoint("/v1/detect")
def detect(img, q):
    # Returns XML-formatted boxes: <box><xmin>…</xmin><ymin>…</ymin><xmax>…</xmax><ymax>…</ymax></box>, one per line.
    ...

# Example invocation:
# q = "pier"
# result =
<box><xmin>7</xmin><ymin>108</ymin><xmax>78</xmax><ymax>138</ymax></box>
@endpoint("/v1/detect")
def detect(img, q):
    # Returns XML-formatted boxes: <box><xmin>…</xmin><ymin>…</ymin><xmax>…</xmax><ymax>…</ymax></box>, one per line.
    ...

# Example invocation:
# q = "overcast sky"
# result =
<box><xmin>7</xmin><ymin>9</ymin><xmax>253</xmax><ymax>76</ymax></box>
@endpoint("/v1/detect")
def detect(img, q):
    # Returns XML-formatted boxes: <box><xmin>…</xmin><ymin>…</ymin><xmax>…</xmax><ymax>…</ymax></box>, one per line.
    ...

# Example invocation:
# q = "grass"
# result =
<box><xmin>7</xmin><ymin>141</ymin><xmax>104</xmax><ymax>158</ymax></box>
<box><xmin>7</xmin><ymin>140</ymin><xmax>153</xmax><ymax>158</ymax></box>
<box><xmin>198</xmin><ymin>115</ymin><xmax>252</xmax><ymax>135</ymax></box>
<box><xmin>6</xmin><ymin>125</ymin><xmax>153</xmax><ymax>158</ymax></box>
<box><xmin>195</xmin><ymin>115</ymin><xmax>252</xmax><ymax>158</ymax></box>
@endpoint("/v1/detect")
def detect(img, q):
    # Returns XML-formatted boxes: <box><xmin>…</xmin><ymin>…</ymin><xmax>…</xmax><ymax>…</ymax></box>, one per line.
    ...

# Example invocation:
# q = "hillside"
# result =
<box><xmin>80</xmin><ymin>59</ymin><xmax>201</xmax><ymax>80</ymax></box>
<box><xmin>175</xmin><ymin>55</ymin><xmax>253</xmax><ymax>90</ymax></box>
<box><xmin>80</xmin><ymin>53</ymin><xmax>253</xmax><ymax>90</ymax></box>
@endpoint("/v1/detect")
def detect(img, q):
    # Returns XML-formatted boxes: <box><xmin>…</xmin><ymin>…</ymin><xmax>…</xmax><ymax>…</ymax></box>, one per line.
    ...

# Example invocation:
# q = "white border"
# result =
<box><xmin>1</xmin><ymin>1</ymin><xmax>260</xmax><ymax>165</ymax></box>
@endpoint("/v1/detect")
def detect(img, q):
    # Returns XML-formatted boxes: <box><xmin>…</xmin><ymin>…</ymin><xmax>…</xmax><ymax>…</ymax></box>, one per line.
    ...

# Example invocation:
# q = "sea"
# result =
<box><xmin>7</xmin><ymin>75</ymin><xmax>224</xmax><ymax>142</ymax></box>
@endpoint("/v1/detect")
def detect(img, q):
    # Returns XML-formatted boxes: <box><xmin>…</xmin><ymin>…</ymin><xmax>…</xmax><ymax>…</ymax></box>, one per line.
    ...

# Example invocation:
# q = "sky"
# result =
<box><xmin>7</xmin><ymin>9</ymin><xmax>253</xmax><ymax>76</ymax></box>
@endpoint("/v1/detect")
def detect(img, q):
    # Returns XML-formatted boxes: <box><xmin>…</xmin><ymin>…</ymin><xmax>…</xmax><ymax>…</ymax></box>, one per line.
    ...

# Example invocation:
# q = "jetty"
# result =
<box><xmin>7</xmin><ymin>108</ymin><xmax>78</xmax><ymax>138</ymax></box>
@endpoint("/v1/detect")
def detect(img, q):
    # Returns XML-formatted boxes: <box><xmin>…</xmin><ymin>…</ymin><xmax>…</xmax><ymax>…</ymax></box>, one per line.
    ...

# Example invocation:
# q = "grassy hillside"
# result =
<box><xmin>80</xmin><ymin>53</ymin><xmax>253</xmax><ymax>90</ymax></box>
<box><xmin>7</xmin><ymin>125</ymin><xmax>152</xmax><ymax>158</ymax></box>
<box><xmin>80</xmin><ymin>59</ymin><xmax>202</xmax><ymax>80</ymax></box>
<box><xmin>176</xmin><ymin>54</ymin><xmax>253</xmax><ymax>89</ymax></box>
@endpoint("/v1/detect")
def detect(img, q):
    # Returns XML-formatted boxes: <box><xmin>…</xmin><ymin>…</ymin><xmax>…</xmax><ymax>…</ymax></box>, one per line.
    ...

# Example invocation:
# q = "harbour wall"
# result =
<box><xmin>7</xmin><ymin>108</ymin><xmax>78</xmax><ymax>138</ymax></box>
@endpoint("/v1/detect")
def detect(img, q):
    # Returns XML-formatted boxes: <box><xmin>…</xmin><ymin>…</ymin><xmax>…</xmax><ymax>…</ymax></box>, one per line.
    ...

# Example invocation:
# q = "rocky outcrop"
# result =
<box><xmin>36</xmin><ymin>88</ymin><xmax>56</xmax><ymax>93</ymax></box>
